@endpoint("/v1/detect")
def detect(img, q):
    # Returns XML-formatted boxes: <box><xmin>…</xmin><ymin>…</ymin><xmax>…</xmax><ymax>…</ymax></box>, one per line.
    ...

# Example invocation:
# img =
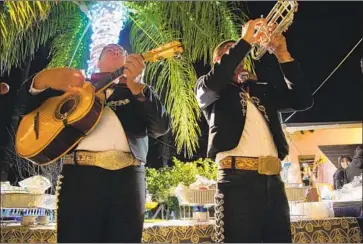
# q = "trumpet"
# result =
<box><xmin>250</xmin><ymin>1</ymin><xmax>298</xmax><ymax>60</ymax></box>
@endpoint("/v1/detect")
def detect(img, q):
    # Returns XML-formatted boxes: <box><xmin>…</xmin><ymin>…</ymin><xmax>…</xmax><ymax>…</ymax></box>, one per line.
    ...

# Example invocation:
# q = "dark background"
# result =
<box><xmin>1</xmin><ymin>2</ymin><xmax>362</xmax><ymax>182</ymax></box>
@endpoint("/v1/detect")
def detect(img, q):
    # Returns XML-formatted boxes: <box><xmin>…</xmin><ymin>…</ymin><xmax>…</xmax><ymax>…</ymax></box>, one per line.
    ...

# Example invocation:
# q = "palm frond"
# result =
<box><xmin>149</xmin><ymin>57</ymin><xmax>201</xmax><ymax>155</ymax></box>
<box><xmin>166</xmin><ymin>58</ymin><xmax>201</xmax><ymax>154</ymax></box>
<box><xmin>127</xmin><ymin>4</ymin><xmax>200</xmax><ymax>157</ymax></box>
<box><xmin>47</xmin><ymin>11</ymin><xmax>90</xmax><ymax>70</ymax></box>
<box><xmin>0</xmin><ymin>1</ymin><xmax>55</xmax><ymax>38</ymax></box>
<box><xmin>0</xmin><ymin>2</ymin><xmax>78</xmax><ymax>75</ymax></box>
<box><xmin>155</xmin><ymin>2</ymin><xmax>252</xmax><ymax>67</ymax></box>
<box><xmin>126</xmin><ymin>2</ymin><xmax>252</xmax><ymax>157</ymax></box>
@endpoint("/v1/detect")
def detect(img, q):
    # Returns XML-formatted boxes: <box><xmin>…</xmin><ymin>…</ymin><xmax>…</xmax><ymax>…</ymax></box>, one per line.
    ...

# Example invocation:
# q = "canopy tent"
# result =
<box><xmin>318</xmin><ymin>144</ymin><xmax>361</xmax><ymax>169</ymax></box>
<box><xmin>284</xmin><ymin>121</ymin><xmax>362</xmax><ymax>133</ymax></box>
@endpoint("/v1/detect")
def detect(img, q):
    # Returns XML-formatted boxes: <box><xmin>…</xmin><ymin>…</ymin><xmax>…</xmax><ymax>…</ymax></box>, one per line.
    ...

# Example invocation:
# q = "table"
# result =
<box><xmin>332</xmin><ymin>200</ymin><xmax>363</xmax><ymax>217</ymax></box>
<box><xmin>1</xmin><ymin>218</ymin><xmax>362</xmax><ymax>243</ymax></box>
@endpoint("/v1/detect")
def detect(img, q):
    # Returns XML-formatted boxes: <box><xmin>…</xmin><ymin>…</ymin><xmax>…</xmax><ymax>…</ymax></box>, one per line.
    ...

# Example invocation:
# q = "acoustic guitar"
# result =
<box><xmin>15</xmin><ymin>41</ymin><xmax>183</xmax><ymax>165</ymax></box>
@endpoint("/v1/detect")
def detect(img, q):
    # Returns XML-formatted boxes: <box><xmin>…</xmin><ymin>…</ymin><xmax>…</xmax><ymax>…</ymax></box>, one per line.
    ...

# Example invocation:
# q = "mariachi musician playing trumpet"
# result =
<box><xmin>195</xmin><ymin>15</ymin><xmax>314</xmax><ymax>243</ymax></box>
<box><xmin>17</xmin><ymin>44</ymin><xmax>170</xmax><ymax>242</ymax></box>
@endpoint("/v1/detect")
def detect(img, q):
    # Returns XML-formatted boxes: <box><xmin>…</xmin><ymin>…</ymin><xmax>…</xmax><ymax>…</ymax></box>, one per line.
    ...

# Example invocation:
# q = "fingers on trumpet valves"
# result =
<box><xmin>255</xmin><ymin>20</ymin><xmax>277</xmax><ymax>47</ymax></box>
<box><xmin>254</xmin><ymin>18</ymin><xmax>267</xmax><ymax>27</ymax></box>
<box><xmin>253</xmin><ymin>19</ymin><xmax>269</xmax><ymax>36</ymax></box>
<box><xmin>267</xmin><ymin>23</ymin><xmax>277</xmax><ymax>32</ymax></box>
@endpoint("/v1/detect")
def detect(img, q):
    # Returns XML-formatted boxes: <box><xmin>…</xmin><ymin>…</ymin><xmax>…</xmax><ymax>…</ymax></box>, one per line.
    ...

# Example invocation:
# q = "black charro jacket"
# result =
<box><xmin>333</xmin><ymin>169</ymin><xmax>348</xmax><ymax>190</ymax></box>
<box><xmin>16</xmin><ymin>79</ymin><xmax>170</xmax><ymax>164</ymax></box>
<box><xmin>195</xmin><ymin>39</ymin><xmax>314</xmax><ymax>160</ymax></box>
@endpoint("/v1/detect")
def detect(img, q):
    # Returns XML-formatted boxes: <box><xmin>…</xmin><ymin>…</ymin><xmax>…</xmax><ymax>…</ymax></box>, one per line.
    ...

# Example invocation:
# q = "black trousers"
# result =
<box><xmin>215</xmin><ymin>169</ymin><xmax>292</xmax><ymax>243</ymax></box>
<box><xmin>57</xmin><ymin>165</ymin><xmax>146</xmax><ymax>243</ymax></box>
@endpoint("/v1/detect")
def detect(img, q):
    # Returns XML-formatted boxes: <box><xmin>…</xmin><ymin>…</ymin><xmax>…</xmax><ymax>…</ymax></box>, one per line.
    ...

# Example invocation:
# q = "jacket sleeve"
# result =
<box><xmin>351</xmin><ymin>145</ymin><xmax>363</xmax><ymax>169</ymax></box>
<box><xmin>15</xmin><ymin>79</ymin><xmax>63</xmax><ymax>117</ymax></box>
<box><xmin>195</xmin><ymin>39</ymin><xmax>252</xmax><ymax>109</ymax></box>
<box><xmin>345</xmin><ymin>145</ymin><xmax>363</xmax><ymax>182</ymax></box>
<box><xmin>141</xmin><ymin>85</ymin><xmax>171</xmax><ymax>138</ymax></box>
<box><xmin>333</xmin><ymin>170</ymin><xmax>345</xmax><ymax>190</ymax></box>
<box><xmin>270</xmin><ymin>60</ymin><xmax>314</xmax><ymax>113</ymax></box>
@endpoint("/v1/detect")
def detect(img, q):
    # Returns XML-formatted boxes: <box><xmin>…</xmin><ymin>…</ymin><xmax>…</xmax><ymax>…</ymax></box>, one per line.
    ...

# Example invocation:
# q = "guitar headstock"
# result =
<box><xmin>142</xmin><ymin>41</ymin><xmax>183</xmax><ymax>62</ymax></box>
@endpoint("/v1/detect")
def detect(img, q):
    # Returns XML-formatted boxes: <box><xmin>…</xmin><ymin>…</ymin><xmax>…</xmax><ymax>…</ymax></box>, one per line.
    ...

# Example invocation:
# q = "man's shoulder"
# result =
<box><xmin>194</xmin><ymin>75</ymin><xmax>207</xmax><ymax>93</ymax></box>
<box><xmin>196</xmin><ymin>74</ymin><xmax>207</xmax><ymax>84</ymax></box>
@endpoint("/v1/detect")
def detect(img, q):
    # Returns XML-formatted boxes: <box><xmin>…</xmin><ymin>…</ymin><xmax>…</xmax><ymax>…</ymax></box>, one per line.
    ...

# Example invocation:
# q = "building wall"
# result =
<box><xmin>285</xmin><ymin>127</ymin><xmax>362</xmax><ymax>185</ymax></box>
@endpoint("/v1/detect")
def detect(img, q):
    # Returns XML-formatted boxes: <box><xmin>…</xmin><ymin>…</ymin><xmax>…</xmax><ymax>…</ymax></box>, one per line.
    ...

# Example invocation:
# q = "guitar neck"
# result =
<box><xmin>91</xmin><ymin>40</ymin><xmax>182</xmax><ymax>93</ymax></box>
<box><xmin>88</xmin><ymin>41</ymin><xmax>182</xmax><ymax>93</ymax></box>
<box><xmin>92</xmin><ymin>54</ymin><xmax>149</xmax><ymax>93</ymax></box>
<box><xmin>92</xmin><ymin>66</ymin><xmax>125</xmax><ymax>93</ymax></box>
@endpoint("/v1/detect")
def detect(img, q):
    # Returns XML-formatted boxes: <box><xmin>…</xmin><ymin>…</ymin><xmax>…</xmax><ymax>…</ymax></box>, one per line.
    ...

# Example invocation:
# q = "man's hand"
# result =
<box><xmin>33</xmin><ymin>67</ymin><xmax>85</xmax><ymax>92</ymax></box>
<box><xmin>268</xmin><ymin>34</ymin><xmax>294</xmax><ymax>63</ymax></box>
<box><xmin>264</xmin><ymin>23</ymin><xmax>294</xmax><ymax>63</ymax></box>
<box><xmin>241</xmin><ymin>18</ymin><xmax>267</xmax><ymax>45</ymax></box>
<box><xmin>123</xmin><ymin>54</ymin><xmax>146</xmax><ymax>95</ymax></box>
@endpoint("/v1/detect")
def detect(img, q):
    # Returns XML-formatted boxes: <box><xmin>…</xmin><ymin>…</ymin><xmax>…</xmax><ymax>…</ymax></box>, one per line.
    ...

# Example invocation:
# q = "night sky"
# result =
<box><xmin>0</xmin><ymin>1</ymin><xmax>362</xmax><ymax>165</ymax></box>
<box><xmin>247</xmin><ymin>1</ymin><xmax>363</xmax><ymax>123</ymax></box>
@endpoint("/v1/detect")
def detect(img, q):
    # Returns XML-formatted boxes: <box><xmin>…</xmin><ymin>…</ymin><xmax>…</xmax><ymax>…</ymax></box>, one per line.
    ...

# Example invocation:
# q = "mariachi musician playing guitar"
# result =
<box><xmin>16</xmin><ymin>44</ymin><xmax>171</xmax><ymax>242</ymax></box>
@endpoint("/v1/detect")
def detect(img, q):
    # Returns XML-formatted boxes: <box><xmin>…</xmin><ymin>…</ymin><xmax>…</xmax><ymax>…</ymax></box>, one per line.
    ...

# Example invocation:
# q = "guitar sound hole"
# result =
<box><xmin>55</xmin><ymin>95</ymin><xmax>80</xmax><ymax>120</ymax></box>
<box><xmin>60</xmin><ymin>99</ymin><xmax>76</xmax><ymax>115</ymax></box>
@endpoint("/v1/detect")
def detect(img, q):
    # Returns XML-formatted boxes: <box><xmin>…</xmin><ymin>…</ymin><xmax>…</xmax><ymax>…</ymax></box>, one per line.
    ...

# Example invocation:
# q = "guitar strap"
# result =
<box><xmin>73</xmin><ymin>150</ymin><xmax>79</xmax><ymax>166</ymax></box>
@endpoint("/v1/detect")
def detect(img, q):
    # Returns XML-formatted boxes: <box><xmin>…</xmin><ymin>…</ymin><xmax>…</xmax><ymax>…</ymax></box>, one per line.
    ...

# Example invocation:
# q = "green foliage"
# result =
<box><xmin>47</xmin><ymin>11</ymin><xmax>90</xmax><ymax>70</ymax></box>
<box><xmin>0</xmin><ymin>1</ymin><xmax>55</xmax><ymax>40</ymax></box>
<box><xmin>171</xmin><ymin>157</ymin><xmax>217</xmax><ymax>186</ymax></box>
<box><xmin>0</xmin><ymin>2</ymin><xmax>79</xmax><ymax>75</ymax></box>
<box><xmin>145</xmin><ymin>157</ymin><xmax>217</xmax><ymax>203</ymax></box>
<box><xmin>145</xmin><ymin>167</ymin><xmax>177</xmax><ymax>204</ymax></box>
<box><xmin>125</xmin><ymin>1</ymin><xmax>252</xmax><ymax>157</ymax></box>
<box><xmin>126</xmin><ymin>5</ymin><xmax>201</xmax><ymax>158</ymax></box>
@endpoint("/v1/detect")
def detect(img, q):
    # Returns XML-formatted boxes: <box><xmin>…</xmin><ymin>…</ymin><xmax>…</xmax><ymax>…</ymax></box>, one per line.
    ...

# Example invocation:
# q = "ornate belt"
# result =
<box><xmin>218</xmin><ymin>156</ymin><xmax>281</xmax><ymax>175</ymax></box>
<box><xmin>62</xmin><ymin>150</ymin><xmax>139</xmax><ymax>170</ymax></box>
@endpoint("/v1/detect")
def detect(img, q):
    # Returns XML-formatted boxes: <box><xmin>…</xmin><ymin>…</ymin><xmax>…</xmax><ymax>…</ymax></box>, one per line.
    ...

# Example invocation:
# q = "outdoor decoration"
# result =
<box><xmin>85</xmin><ymin>1</ymin><xmax>128</xmax><ymax>76</ymax></box>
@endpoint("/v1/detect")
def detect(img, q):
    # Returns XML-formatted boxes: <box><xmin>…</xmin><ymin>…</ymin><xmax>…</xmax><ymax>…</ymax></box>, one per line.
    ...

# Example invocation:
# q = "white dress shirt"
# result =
<box><xmin>29</xmin><ymin>81</ymin><xmax>130</xmax><ymax>152</ymax></box>
<box><xmin>216</xmin><ymin>93</ymin><xmax>278</xmax><ymax>162</ymax></box>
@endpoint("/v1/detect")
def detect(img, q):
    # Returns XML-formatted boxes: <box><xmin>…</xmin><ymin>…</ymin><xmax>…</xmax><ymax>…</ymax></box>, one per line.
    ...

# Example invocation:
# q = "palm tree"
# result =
<box><xmin>0</xmin><ymin>1</ymin><xmax>252</xmax><ymax>159</ymax></box>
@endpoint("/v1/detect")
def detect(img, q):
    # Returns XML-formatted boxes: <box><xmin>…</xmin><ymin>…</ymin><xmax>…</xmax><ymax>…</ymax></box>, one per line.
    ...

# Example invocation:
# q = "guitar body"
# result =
<box><xmin>15</xmin><ymin>82</ymin><xmax>104</xmax><ymax>165</ymax></box>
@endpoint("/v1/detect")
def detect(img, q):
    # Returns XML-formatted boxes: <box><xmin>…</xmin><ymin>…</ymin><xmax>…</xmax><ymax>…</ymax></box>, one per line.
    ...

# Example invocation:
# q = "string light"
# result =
<box><xmin>86</xmin><ymin>2</ymin><xmax>129</xmax><ymax>77</ymax></box>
